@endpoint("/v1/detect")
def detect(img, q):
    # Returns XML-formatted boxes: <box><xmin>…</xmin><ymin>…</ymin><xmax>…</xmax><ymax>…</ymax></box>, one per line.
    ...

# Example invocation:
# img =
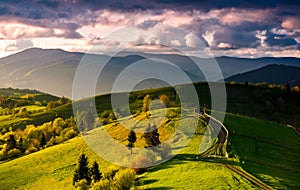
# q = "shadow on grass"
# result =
<box><xmin>147</xmin><ymin>153</ymin><xmax>196</xmax><ymax>173</ymax></box>
<box><xmin>196</xmin><ymin>157</ymin><xmax>240</xmax><ymax>166</ymax></box>
<box><xmin>141</xmin><ymin>179</ymin><xmax>159</xmax><ymax>185</ymax></box>
<box><xmin>144</xmin><ymin>187</ymin><xmax>173</xmax><ymax>190</ymax></box>
<box><xmin>137</xmin><ymin>153</ymin><xmax>240</xmax><ymax>189</ymax></box>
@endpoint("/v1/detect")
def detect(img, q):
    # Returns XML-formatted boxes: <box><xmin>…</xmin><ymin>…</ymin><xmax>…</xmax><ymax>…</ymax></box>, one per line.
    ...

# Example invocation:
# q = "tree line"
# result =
<box><xmin>0</xmin><ymin>117</ymin><xmax>78</xmax><ymax>161</ymax></box>
<box><xmin>73</xmin><ymin>154</ymin><xmax>136</xmax><ymax>190</ymax></box>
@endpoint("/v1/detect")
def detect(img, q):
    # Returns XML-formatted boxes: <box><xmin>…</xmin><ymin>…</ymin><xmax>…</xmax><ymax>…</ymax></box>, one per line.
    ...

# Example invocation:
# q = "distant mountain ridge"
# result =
<box><xmin>0</xmin><ymin>48</ymin><xmax>299</xmax><ymax>97</ymax></box>
<box><xmin>225</xmin><ymin>64</ymin><xmax>300</xmax><ymax>86</ymax></box>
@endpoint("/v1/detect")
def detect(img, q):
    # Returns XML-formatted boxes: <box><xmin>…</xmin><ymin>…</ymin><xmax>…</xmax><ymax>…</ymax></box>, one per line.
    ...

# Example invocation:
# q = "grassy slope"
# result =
<box><xmin>0</xmin><ymin>110</ymin><xmax>299</xmax><ymax>189</ymax></box>
<box><xmin>0</xmin><ymin>90</ymin><xmax>60</xmax><ymax>131</ymax></box>
<box><xmin>0</xmin><ymin>137</ymin><xmax>112</xmax><ymax>190</ymax></box>
<box><xmin>1</xmin><ymin>85</ymin><xmax>299</xmax><ymax>189</ymax></box>
<box><xmin>137</xmin><ymin>131</ymin><xmax>257</xmax><ymax>189</ymax></box>
<box><xmin>2</xmin><ymin>83</ymin><xmax>300</xmax><ymax>131</ymax></box>
<box><xmin>224</xmin><ymin>114</ymin><xmax>300</xmax><ymax>189</ymax></box>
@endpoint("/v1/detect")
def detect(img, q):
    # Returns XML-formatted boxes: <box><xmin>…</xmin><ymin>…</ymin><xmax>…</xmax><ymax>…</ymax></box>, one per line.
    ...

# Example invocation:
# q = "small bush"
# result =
<box><xmin>65</xmin><ymin>129</ymin><xmax>77</xmax><ymax>139</ymax></box>
<box><xmin>0</xmin><ymin>149</ymin><xmax>7</xmax><ymax>160</ymax></box>
<box><xmin>92</xmin><ymin>179</ymin><xmax>111</xmax><ymax>190</ymax></box>
<box><xmin>25</xmin><ymin>146</ymin><xmax>38</xmax><ymax>155</ymax></box>
<box><xmin>75</xmin><ymin>179</ymin><xmax>90</xmax><ymax>190</ymax></box>
<box><xmin>7</xmin><ymin>148</ymin><xmax>22</xmax><ymax>159</ymax></box>
<box><xmin>114</xmin><ymin>169</ymin><xmax>136</xmax><ymax>190</ymax></box>
<box><xmin>103</xmin><ymin>165</ymin><xmax>120</xmax><ymax>180</ymax></box>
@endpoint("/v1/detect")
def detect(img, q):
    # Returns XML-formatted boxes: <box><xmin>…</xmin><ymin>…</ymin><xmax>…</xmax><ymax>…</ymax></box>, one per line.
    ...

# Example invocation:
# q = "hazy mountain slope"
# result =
<box><xmin>0</xmin><ymin>48</ymin><xmax>299</xmax><ymax>97</ymax></box>
<box><xmin>225</xmin><ymin>64</ymin><xmax>300</xmax><ymax>85</ymax></box>
<box><xmin>118</xmin><ymin>52</ymin><xmax>300</xmax><ymax>79</ymax></box>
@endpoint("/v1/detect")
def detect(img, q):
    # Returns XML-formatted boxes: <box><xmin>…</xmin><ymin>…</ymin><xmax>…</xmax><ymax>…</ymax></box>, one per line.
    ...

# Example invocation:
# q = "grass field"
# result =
<box><xmin>0</xmin><ymin>137</ymin><xmax>112</xmax><ymax>190</ymax></box>
<box><xmin>2</xmin><ymin>83</ymin><xmax>300</xmax><ymax>132</ymax></box>
<box><xmin>224</xmin><ymin>114</ymin><xmax>300</xmax><ymax>189</ymax></box>
<box><xmin>0</xmin><ymin>109</ymin><xmax>299</xmax><ymax>189</ymax></box>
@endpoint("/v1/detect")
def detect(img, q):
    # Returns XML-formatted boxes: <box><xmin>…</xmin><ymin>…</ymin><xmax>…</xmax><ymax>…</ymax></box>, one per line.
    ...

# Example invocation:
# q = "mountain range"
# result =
<box><xmin>225</xmin><ymin>64</ymin><xmax>300</xmax><ymax>86</ymax></box>
<box><xmin>0</xmin><ymin>48</ymin><xmax>299</xmax><ymax>98</ymax></box>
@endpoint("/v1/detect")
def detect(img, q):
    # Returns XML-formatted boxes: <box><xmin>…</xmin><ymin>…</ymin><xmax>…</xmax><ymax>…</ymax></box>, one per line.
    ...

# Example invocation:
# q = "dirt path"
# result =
<box><xmin>196</xmin><ymin>111</ymin><xmax>272</xmax><ymax>189</ymax></box>
<box><xmin>224</xmin><ymin>164</ymin><xmax>273</xmax><ymax>190</ymax></box>
<box><xmin>197</xmin><ymin>112</ymin><xmax>229</xmax><ymax>157</ymax></box>
<box><xmin>287</xmin><ymin>124</ymin><xmax>300</xmax><ymax>136</ymax></box>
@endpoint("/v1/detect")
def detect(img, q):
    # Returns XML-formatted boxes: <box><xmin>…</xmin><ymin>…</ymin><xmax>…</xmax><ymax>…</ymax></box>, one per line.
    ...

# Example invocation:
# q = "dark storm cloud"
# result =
<box><xmin>1</xmin><ymin>0</ymin><xmax>299</xmax><ymax>17</ymax></box>
<box><xmin>74</xmin><ymin>0</ymin><xmax>300</xmax><ymax>11</ymax></box>
<box><xmin>231</xmin><ymin>21</ymin><xmax>276</xmax><ymax>32</ymax></box>
<box><xmin>213</xmin><ymin>29</ymin><xmax>260</xmax><ymax>49</ymax></box>
<box><xmin>37</xmin><ymin>0</ymin><xmax>59</xmax><ymax>8</ymax></box>
<box><xmin>0</xmin><ymin>0</ymin><xmax>299</xmax><ymax>53</ymax></box>
<box><xmin>0</xmin><ymin>5</ymin><xmax>13</xmax><ymax>16</ymax></box>
<box><xmin>265</xmin><ymin>32</ymin><xmax>298</xmax><ymax>47</ymax></box>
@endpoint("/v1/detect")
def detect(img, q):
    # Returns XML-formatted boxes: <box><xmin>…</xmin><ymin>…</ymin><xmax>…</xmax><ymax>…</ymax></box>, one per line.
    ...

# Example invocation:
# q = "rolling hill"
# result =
<box><xmin>1</xmin><ymin>48</ymin><xmax>299</xmax><ymax>98</ymax></box>
<box><xmin>0</xmin><ymin>84</ymin><xmax>299</xmax><ymax>189</ymax></box>
<box><xmin>0</xmin><ymin>109</ymin><xmax>299</xmax><ymax>189</ymax></box>
<box><xmin>226</xmin><ymin>64</ymin><xmax>300</xmax><ymax>86</ymax></box>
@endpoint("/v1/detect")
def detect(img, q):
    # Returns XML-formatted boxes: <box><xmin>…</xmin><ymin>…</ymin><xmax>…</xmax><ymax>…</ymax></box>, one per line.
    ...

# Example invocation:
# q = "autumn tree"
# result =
<box><xmin>142</xmin><ymin>95</ymin><xmax>151</xmax><ymax>118</ymax></box>
<box><xmin>159</xmin><ymin>94</ymin><xmax>169</xmax><ymax>107</ymax></box>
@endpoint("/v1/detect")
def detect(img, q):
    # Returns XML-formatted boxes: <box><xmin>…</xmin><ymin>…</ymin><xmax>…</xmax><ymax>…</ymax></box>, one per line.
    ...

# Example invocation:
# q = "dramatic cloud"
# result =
<box><xmin>0</xmin><ymin>0</ymin><xmax>299</xmax><ymax>58</ymax></box>
<box><xmin>265</xmin><ymin>32</ymin><xmax>298</xmax><ymax>47</ymax></box>
<box><xmin>281</xmin><ymin>17</ymin><xmax>300</xmax><ymax>30</ymax></box>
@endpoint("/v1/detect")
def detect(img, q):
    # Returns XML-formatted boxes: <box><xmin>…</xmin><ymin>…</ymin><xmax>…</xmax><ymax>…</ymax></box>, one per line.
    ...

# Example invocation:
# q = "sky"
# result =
<box><xmin>0</xmin><ymin>0</ymin><xmax>299</xmax><ymax>58</ymax></box>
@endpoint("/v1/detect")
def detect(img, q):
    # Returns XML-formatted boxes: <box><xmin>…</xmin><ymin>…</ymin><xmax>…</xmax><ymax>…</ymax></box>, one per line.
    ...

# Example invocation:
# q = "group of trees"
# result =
<box><xmin>127</xmin><ymin>123</ymin><xmax>161</xmax><ymax>154</ymax></box>
<box><xmin>126</xmin><ymin>94</ymin><xmax>167</xmax><ymax>153</ymax></box>
<box><xmin>0</xmin><ymin>96</ymin><xmax>29</xmax><ymax>109</ymax></box>
<box><xmin>142</xmin><ymin>94</ymin><xmax>170</xmax><ymax>118</ymax></box>
<box><xmin>143</xmin><ymin>124</ymin><xmax>160</xmax><ymax>148</ymax></box>
<box><xmin>46</xmin><ymin>97</ymin><xmax>70</xmax><ymax>110</ymax></box>
<box><xmin>73</xmin><ymin>154</ymin><xmax>136</xmax><ymax>190</ymax></box>
<box><xmin>0</xmin><ymin>117</ymin><xmax>78</xmax><ymax>160</ymax></box>
<box><xmin>73</xmin><ymin>154</ymin><xmax>102</xmax><ymax>187</ymax></box>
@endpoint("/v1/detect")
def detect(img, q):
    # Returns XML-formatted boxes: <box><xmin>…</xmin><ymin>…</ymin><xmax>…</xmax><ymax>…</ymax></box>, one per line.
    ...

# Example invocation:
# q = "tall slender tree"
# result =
<box><xmin>90</xmin><ymin>161</ymin><xmax>102</xmax><ymax>183</ymax></box>
<box><xmin>40</xmin><ymin>132</ymin><xmax>47</xmax><ymax>148</ymax></box>
<box><xmin>151</xmin><ymin>123</ymin><xmax>160</xmax><ymax>146</ymax></box>
<box><xmin>127</xmin><ymin>130</ymin><xmax>137</xmax><ymax>154</ymax></box>
<box><xmin>73</xmin><ymin>154</ymin><xmax>91</xmax><ymax>186</ymax></box>
<box><xmin>142</xmin><ymin>95</ymin><xmax>151</xmax><ymax>118</ymax></box>
<box><xmin>6</xmin><ymin>134</ymin><xmax>17</xmax><ymax>151</ymax></box>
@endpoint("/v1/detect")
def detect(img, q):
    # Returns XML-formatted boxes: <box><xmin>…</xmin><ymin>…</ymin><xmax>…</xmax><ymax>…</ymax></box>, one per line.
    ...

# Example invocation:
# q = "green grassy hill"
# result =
<box><xmin>0</xmin><ymin>85</ymin><xmax>299</xmax><ymax>189</ymax></box>
<box><xmin>0</xmin><ymin>88</ymin><xmax>61</xmax><ymax>131</ymax></box>
<box><xmin>2</xmin><ymin>82</ymin><xmax>300</xmax><ymax>133</ymax></box>
<box><xmin>0</xmin><ymin>109</ymin><xmax>299</xmax><ymax>189</ymax></box>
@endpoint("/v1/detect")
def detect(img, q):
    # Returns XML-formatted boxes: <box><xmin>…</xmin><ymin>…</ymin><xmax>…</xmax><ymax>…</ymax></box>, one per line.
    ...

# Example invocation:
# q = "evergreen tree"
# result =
<box><xmin>143</xmin><ymin>124</ymin><xmax>152</xmax><ymax>148</ymax></box>
<box><xmin>151</xmin><ymin>124</ymin><xmax>160</xmax><ymax>146</ymax></box>
<box><xmin>73</xmin><ymin>154</ymin><xmax>91</xmax><ymax>186</ymax></box>
<box><xmin>6</xmin><ymin>134</ymin><xmax>17</xmax><ymax>151</ymax></box>
<box><xmin>90</xmin><ymin>161</ymin><xmax>102</xmax><ymax>183</ymax></box>
<box><xmin>40</xmin><ymin>132</ymin><xmax>47</xmax><ymax>148</ymax></box>
<box><xmin>143</xmin><ymin>124</ymin><xmax>160</xmax><ymax>148</ymax></box>
<box><xmin>285</xmin><ymin>82</ymin><xmax>291</xmax><ymax>95</ymax></box>
<box><xmin>127</xmin><ymin>130</ymin><xmax>137</xmax><ymax>154</ymax></box>
<box><xmin>17</xmin><ymin>137</ymin><xmax>25</xmax><ymax>153</ymax></box>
